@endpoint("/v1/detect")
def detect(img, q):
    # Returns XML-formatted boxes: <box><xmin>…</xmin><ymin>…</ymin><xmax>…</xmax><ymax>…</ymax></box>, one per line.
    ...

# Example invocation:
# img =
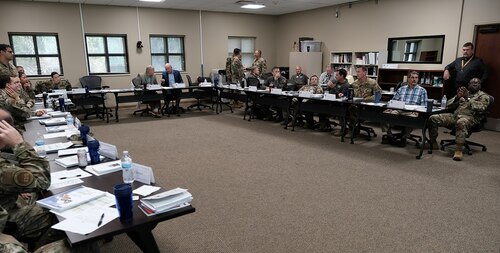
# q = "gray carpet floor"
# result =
<box><xmin>84</xmin><ymin>106</ymin><xmax>500</xmax><ymax>253</ymax></box>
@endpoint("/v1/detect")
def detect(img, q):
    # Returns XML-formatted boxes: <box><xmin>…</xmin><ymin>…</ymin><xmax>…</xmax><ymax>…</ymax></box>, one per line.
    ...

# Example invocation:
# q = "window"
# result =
<box><xmin>404</xmin><ymin>41</ymin><xmax>420</xmax><ymax>62</ymax></box>
<box><xmin>228</xmin><ymin>36</ymin><xmax>255</xmax><ymax>68</ymax></box>
<box><xmin>8</xmin><ymin>33</ymin><xmax>63</xmax><ymax>77</ymax></box>
<box><xmin>150</xmin><ymin>35</ymin><xmax>185</xmax><ymax>72</ymax></box>
<box><xmin>85</xmin><ymin>35</ymin><xmax>129</xmax><ymax>74</ymax></box>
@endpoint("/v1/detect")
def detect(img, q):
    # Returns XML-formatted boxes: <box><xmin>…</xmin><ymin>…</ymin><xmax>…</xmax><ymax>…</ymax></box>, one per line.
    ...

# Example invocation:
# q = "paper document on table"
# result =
<box><xmin>54</xmin><ymin>154</ymin><xmax>103</xmax><ymax>168</ymax></box>
<box><xmin>46</xmin><ymin>125</ymin><xmax>76</xmax><ymax>133</ymax></box>
<box><xmin>27</xmin><ymin>114</ymin><xmax>51</xmax><ymax>120</ymax></box>
<box><xmin>34</xmin><ymin>141</ymin><xmax>73</xmax><ymax>153</ymax></box>
<box><xmin>48</xmin><ymin>169</ymin><xmax>93</xmax><ymax>190</ymax></box>
<box><xmin>85</xmin><ymin>160</ymin><xmax>122</xmax><ymax>176</ymax></box>
<box><xmin>43</xmin><ymin>129</ymin><xmax>79</xmax><ymax>139</ymax></box>
<box><xmin>361</xmin><ymin>102</ymin><xmax>386</xmax><ymax>107</ymax></box>
<box><xmin>133</xmin><ymin>185</ymin><xmax>161</xmax><ymax>197</ymax></box>
<box><xmin>37</xmin><ymin>186</ymin><xmax>105</xmax><ymax>212</ymax></box>
<box><xmin>39</xmin><ymin>117</ymin><xmax>67</xmax><ymax>126</ymax></box>
<box><xmin>51</xmin><ymin>192</ymin><xmax>116</xmax><ymax>219</ymax></box>
<box><xmin>58</xmin><ymin>147</ymin><xmax>88</xmax><ymax>157</ymax></box>
<box><xmin>47</xmin><ymin>111</ymin><xmax>70</xmax><ymax>117</ymax></box>
<box><xmin>51</xmin><ymin>206</ymin><xmax>118</xmax><ymax>235</ymax></box>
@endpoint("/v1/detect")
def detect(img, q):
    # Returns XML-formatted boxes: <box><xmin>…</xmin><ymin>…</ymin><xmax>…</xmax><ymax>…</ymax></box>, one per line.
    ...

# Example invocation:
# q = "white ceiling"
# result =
<box><xmin>27</xmin><ymin>0</ymin><xmax>358</xmax><ymax>15</ymax></box>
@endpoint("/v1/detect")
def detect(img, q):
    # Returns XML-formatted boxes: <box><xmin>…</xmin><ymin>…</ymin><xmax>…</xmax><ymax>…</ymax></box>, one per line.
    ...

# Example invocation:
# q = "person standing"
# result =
<box><xmin>444</xmin><ymin>42</ymin><xmax>488</xmax><ymax>90</ymax></box>
<box><xmin>230</xmin><ymin>48</ymin><xmax>244</xmax><ymax>84</ymax></box>
<box><xmin>0</xmin><ymin>44</ymin><xmax>17</xmax><ymax>77</ymax></box>
<box><xmin>251</xmin><ymin>50</ymin><xmax>267</xmax><ymax>77</ymax></box>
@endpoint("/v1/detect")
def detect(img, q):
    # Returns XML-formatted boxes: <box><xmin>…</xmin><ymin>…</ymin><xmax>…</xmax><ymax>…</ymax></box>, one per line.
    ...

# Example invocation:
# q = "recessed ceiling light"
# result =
<box><xmin>139</xmin><ymin>0</ymin><xmax>165</xmax><ymax>2</ymax></box>
<box><xmin>241</xmin><ymin>3</ymin><xmax>266</xmax><ymax>9</ymax></box>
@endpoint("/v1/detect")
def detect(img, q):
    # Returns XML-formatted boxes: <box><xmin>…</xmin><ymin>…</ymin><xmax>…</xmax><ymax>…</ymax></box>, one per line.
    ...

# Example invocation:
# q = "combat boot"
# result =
<box><xmin>453</xmin><ymin>144</ymin><xmax>464</xmax><ymax>161</ymax></box>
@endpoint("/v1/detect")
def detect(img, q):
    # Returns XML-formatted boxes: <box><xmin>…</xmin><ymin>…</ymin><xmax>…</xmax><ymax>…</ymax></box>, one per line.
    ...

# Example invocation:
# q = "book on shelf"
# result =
<box><xmin>36</xmin><ymin>186</ymin><xmax>106</xmax><ymax>212</ymax></box>
<box><xmin>139</xmin><ymin>188</ymin><xmax>192</xmax><ymax>216</ymax></box>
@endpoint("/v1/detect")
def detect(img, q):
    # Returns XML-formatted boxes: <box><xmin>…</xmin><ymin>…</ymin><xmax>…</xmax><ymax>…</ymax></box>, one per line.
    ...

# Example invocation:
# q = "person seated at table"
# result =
<box><xmin>35</xmin><ymin>72</ymin><xmax>72</xmax><ymax>94</ymax></box>
<box><xmin>384</xmin><ymin>71</ymin><xmax>428</xmax><ymax>147</ymax></box>
<box><xmin>428</xmin><ymin>78</ymin><xmax>490</xmax><ymax>161</ymax></box>
<box><xmin>161</xmin><ymin>63</ymin><xmax>184</xmax><ymax>113</ymax></box>
<box><xmin>263</xmin><ymin>66</ymin><xmax>287</xmax><ymax>90</ymax></box>
<box><xmin>320</xmin><ymin>69</ymin><xmax>350</xmax><ymax>134</ymax></box>
<box><xmin>19</xmin><ymin>72</ymin><xmax>35</xmax><ymax>101</ymax></box>
<box><xmin>289</xmin><ymin>66</ymin><xmax>308</xmax><ymax>91</ymax></box>
<box><xmin>296</xmin><ymin>75</ymin><xmax>323</xmax><ymax>129</ymax></box>
<box><xmin>0</xmin><ymin>75</ymin><xmax>34</xmax><ymax>131</ymax></box>
<box><xmin>246</xmin><ymin>66</ymin><xmax>262</xmax><ymax>89</ymax></box>
<box><xmin>319</xmin><ymin>64</ymin><xmax>335</xmax><ymax>86</ymax></box>
<box><xmin>346</xmin><ymin>66</ymin><xmax>382</xmax><ymax>138</ymax></box>
<box><xmin>132</xmin><ymin>65</ymin><xmax>161</xmax><ymax>118</ymax></box>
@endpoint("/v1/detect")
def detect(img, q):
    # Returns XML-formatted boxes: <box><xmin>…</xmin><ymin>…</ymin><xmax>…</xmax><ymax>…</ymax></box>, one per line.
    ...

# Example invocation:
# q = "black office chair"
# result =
<box><xmin>187</xmin><ymin>75</ymin><xmax>212</xmax><ymax>111</ymax></box>
<box><xmin>79</xmin><ymin>75</ymin><xmax>113</xmax><ymax>120</ymax></box>
<box><xmin>440</xmin><ymin>95</ymin><xmax>494</xmax><ymax>154</ymax></box>
<box><xmin>246</xmin><ymin>77</ymin><xmax>261</xmax><ymax>88</ymax></box>
<box><xmin>130</xmin><ymin>74</ymin><xmax>156</xmax><ymax>117</ymax></box>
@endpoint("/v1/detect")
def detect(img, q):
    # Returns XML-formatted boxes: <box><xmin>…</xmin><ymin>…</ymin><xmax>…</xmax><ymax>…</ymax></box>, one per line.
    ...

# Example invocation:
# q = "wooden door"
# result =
<box><xmin>474</xmin><ymin>24</ymin><xmax>500</xmax><ymax>119</ymax></box>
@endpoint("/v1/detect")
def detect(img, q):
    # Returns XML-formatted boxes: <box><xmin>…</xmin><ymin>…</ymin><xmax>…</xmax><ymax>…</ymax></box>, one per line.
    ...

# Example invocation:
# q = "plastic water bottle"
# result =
<box><xmin>66</xmin><ymin>114</ymin><xmax>74</xmax><ymax>126</ymax></box>
<box><xmin>35</xmin><ymin>133</ymin><xmax>46</xmax><ymax>158</ymax></box>
<box><xmin>121</xmin><ymin>151</ymin><xmax>134</xmax><ymax>184</ymax></box>
<box><xmin>441</xmin><ymin>95</ymin><xmax>447</xmax><ymax>108</ymax></box>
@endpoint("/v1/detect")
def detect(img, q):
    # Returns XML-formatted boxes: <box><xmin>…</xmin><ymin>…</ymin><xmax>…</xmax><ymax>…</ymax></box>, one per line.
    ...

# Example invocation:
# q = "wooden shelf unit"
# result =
<box><xmin>330</xmin><ymin>51</ymin><xmax>379</xmax><ymax>79</ymax></box>
<box><xmin>378</xmin><ymin>68</ymin><xmax>450</xmax><ymax>99</ymax></box>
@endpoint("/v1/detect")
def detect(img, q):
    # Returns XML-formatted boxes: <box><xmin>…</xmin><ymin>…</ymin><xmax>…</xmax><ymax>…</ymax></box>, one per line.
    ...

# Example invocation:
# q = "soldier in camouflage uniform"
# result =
<box><xmin>230</xmin><ymin>48</ymin><xmax>244</xmax><ymax>84</ymax></box>
<box><xmin>296</xmin><ymin>75</ymin><xmax>323</xmax><ymax>128</ymax></box>
<box><xmin>0</xmin><ymin>44</ymin><xmax>18</xmax><ymax>77</ymax></box>
<box><xmin>289</xmin><ymin>66</ymin><xmax>309</xmax><ymax>91</ymax></box>
<box><xmin>263</xmin><ymin>67</ymin><xmax>288</xmax><ymax>90</ymax></box>
<box><xmin>0</xmin><ymin>76</ymin><xmax>32</xmax><ymax>131</ymax></box>
<box><xmin>19</xmin><ymin>72</ymin><xmax>36</xmax><ymax>101</ymax></box>
<box><xmin>428</xmin><ymin>78</ymin><xmax>490</xmax><ymax>161</ymax></box>
<box><xmin>35</xmin><ymin>72</ymin><xmax>72</xmax><ymax>94</ymax></box>
<box><xmin>252</xmin><ymin>50</ymin><xmax>267</xmax><ymax>77</ymax></box>
<box><xmin>346</xmin><ymin>66</ymin><xmax>382</xmax><ymax>138</ymax></box>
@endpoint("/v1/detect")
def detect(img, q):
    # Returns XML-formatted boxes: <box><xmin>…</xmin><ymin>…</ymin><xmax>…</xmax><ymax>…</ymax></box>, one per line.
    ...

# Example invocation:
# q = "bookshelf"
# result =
<box><xmin>378</xmin><ymin>68</ymin><xmax>450</xmax><ymax>99</ymax></box>
<box><xmin>330</xmin><ymin>51</ymin><xmax>379</xmax><ymax>79</ymax></box>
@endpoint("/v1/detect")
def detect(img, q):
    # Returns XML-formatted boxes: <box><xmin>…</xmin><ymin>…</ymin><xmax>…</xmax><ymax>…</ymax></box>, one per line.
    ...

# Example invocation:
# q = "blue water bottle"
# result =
<box><xmin>58</xmin><ymin>96</ymin><xmax>65</xmax><ymax>112</ymax></box>
<box><xmin>87</xmin><ymin>140</ymin><xmax>101</xmax><ymax>165</ymax></box>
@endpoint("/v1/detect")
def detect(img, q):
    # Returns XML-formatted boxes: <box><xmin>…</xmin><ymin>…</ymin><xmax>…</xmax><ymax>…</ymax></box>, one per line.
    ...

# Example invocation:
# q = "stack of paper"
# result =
<box><xmin>85</xmin><ymin>160</ymin><xmax>122</xmax><ymax>176</ymax></box>
<box><xmin>58</xmin><ymin>147</ymin><xmax>88</xmax><ymax>157</ymax></box>
<box><xmin>139</xmin><ymin>188</ymin><xmax>192</xmax><ymax>216</ymax></box>
<box><xmin>36</xmin><ymin>186</ymin><xmax>106</xmax><ymax>212</ymax></box>
<box><xmin>39</xmin><ymin>117</ymin><xmax>67</xmax><ymax>126</ymax></box>
<box><xmin>34</xmin><ymin>141</ymin><xmax>74</xmax><ymax>153</ymax></box>
<box><xmin>46</xmin><ymin>125</ymin><xmax>77</xmax><ymax>133</ymax></box>
<box><xmin>48</xmin><ymin>168</ymin><xmax>93</xmax><ymax>190</ymax></box>
<box><xmin>54</xmin><ymin>154</ymin><xmax>104</xmax><ymax>168</ymax></box>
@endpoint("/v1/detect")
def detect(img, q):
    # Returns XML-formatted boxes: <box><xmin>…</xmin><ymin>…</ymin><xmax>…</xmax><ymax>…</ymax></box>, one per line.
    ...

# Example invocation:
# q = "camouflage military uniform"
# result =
<box><xmin>19</xmin><ymin>89</ymin><xmax>35</xmax><ymax>109</ymax></box>
<box><xmin>428</xmin><ymin>90</ymin><xmax>490</xmax><ymax>144</ymax></box>
<box><xmin>326</xmin><ymin>80</ymin><xmax>350</xmax><ymax>96</ymax></box>
<box><xmin>299</xmin><ymin>84</ymin><xmax>323</xmax><ymax>94</ymax></box>
<box><xmin>0</xmin><ymin>89</ymin><xmax>32</xmax><ymax>131</ymax></box>
<box><xmin>0</xmin><ymin>61</ymin><xmax>17</xmax><ymax>77</ymax></box>
<box><xmin>230</xmin><ymin>56</ymin><xmax>244</xmax><ymax>83</ymax></box>
<box><xmin>252</xmin><ymin>57</ymin><xmax>267</xmax><ymax>76</ymax></box>
<box><xmin>35</xmin><ymin>80</ymin><xmax>72</xmax><ymax>94</ymax></box>
<box><xmin>351</xmin><ymin>77</ymin><xmax>381</xmax><ymax>102</ymax></box>
<box><xmin>264</xmin><ymin>76</ymin><xmax>288</xmax><ymax>90</ymax></box>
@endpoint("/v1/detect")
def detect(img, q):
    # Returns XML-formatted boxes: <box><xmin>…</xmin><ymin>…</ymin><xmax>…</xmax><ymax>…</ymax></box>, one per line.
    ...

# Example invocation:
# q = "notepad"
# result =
<box><xmin>85</xmin><ymin>160</ymin><xmax>122</xmax><ymax>176</ymax></box>
<box><xmin>37</xmin><ymin>186</ymin><xmax>105</xmax><ymax>212</ymax></box>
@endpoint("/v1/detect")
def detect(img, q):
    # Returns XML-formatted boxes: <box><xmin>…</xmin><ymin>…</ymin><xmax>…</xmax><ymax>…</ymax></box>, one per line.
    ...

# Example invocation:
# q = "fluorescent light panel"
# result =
<box><xmin>139</xmin><ymin>0</ymin><xmax>165</xmax><ymax>2</ymax></box>
<box><xmin>241</xmin><ymin>3</ymin><xmax>265</xmax><ymax>9</ymax></box>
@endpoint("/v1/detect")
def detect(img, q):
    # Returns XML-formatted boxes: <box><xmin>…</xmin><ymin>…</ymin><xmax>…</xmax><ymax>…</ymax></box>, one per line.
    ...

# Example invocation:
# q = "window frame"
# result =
<box><xmin>404</xmin><ymin>40</ymin><xmax>420</xmax><ymax>62</ymax></box>
<box><xmin>8</xmin><ymin>32</ymin><xmax>63</xmax><ymax>77</ymax></box>
<box><xmin>149</xmin><ymin>35</ymin><xmax>186</xmax><ymax>72</ymax></box>
<box><xmin>85</xmin><ymin>34</ymin><xmax>129</xmax><ymax>75</ymax></box>
<box><xmin>227</xmin><ymin>36</ymin><xmax>256</xmax><ymax>68</ymax></box>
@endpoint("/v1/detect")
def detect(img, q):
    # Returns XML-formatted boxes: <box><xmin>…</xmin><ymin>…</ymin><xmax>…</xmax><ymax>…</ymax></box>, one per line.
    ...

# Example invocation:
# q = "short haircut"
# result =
<box><xmin>409</xmin><ymin>70</ymin><xmax>419</xmax><ymax>77</ymax></box>
<box><xmin>256</xmin><ymin>49</ymin><xmax>262</xmax><ymax>55</ymax></box>
<box><xmin>271</xmin><ymin>66</ymin><xmax>280</xmax><ymax>72</ymax></box>
<box><xmin>310</xmin><ymin>75</ymin><xmax>318</xmax><ymax>79</ymax></box>
<box><xmin>0</xmin><ymin>75</ymin><xmax>11</xmax><ymax>89</ymax></box>
<box><xmin>233</xmin><ymin>48</ymin><xmax>241</xmax><ymax>55</ymax></box>
<box><xmin>0</xmin><ymin>44</ymin><xmax>11</xmax><ymax>52</ymax></box>
<box><xmin>337</xmin><ymin>69</ymin><xmax>347</xmax><ymax>78</ymax></box>
<box><xmin>463</xmin><ymin>42</ymin><xmax>474</xmax><ymax>49</ymax></box>
<box><xmin>356</xmin><ymin>66</ymin><xmax>367</xmax><ymax>72</ymax></box>
<box><xmin>51</xmin><ymin>72</ymin><xmax>59</xmax><ymax>78</ymax></box>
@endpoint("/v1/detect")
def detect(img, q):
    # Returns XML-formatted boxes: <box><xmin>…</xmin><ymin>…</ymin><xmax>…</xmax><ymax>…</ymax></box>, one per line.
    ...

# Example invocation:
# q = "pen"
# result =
<box><xmin>59</xmin><ymin>175</ymin><xmax>81</xmax><ymax>180</ymax></box>
<box><xmin>97</xmin><ymin>213</ymin><xmax>105</xmax><ymax>227</ymax></box>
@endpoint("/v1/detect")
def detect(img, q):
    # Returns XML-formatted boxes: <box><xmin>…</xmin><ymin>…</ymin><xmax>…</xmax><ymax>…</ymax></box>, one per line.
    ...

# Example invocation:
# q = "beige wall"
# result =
<box><xmin>1</xmin><ymin>0</ymin><xmax>499</xmax><ymax>86</ymax></box>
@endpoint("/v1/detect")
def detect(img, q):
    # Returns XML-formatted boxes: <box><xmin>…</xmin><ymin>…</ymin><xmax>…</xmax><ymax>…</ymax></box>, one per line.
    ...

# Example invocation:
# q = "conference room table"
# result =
<box><xmin>23</xmin><ymin>116</ymin><xmax>196</xmax><ymax>253</ymax></box>
<box><xmin>217</xmin><ymin>85</ymin><xmax>445</xmax><ymax>159</ymax></box>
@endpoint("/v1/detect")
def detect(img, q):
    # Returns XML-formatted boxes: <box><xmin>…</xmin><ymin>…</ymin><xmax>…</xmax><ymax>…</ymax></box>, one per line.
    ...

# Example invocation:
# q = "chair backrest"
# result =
<box><xmin>247</xmin><ymin>77</ymin><xmax>260</xmax><ymax>88</ymax></box>
<box><xmin>197</xmin><ymin>76</ymin><xmax>212</xmax><ymax>83</ymax></box>
<box><xmin>80</xmin><ymin>76</ymin><xmax>102</xmax><ymax>90</ymax></box>
<box><xmin>261</xmin><ymin>72</ymin><xmax>272</xmax><ymax>81</ymax></box>
<box><xmin>131</xmin><ymin>74</ymin><xmax>142</xmax><ymax>88</ymax></box>
<box><xmin>186</xmin><ymin>75</ymin><xmax>193</xmax><ymax>86</ymax></box>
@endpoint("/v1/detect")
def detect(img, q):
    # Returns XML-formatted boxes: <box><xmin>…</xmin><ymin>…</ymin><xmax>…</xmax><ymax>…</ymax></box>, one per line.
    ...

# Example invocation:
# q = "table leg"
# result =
<box><xmin>126</xmin><ymin>224</ymin><xmax>160</xmax><ymax>253</ymax></box>
<box><xmin>113</xmin><ymin>93</ymin><xmax>120</xmax><ymax>122</ymax></box>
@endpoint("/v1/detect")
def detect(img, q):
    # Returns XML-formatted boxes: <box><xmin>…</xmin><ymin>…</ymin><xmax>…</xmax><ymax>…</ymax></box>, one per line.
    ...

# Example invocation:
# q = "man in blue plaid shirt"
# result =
<box><xmin>385</xmin><ymin>71</ymin><xmax>428</xmax><ymax>147</ymax></box>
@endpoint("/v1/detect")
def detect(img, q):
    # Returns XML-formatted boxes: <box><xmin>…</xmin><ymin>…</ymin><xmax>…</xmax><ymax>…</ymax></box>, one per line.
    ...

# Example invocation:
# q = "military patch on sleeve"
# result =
<box><xmin>13</xmin><ymin>171</ymin><xmax>34</xmax><ymax>187</ymax></box>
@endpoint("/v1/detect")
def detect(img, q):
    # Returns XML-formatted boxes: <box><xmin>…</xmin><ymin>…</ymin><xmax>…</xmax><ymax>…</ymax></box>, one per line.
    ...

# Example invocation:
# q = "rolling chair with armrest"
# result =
<box><xmin>79</xmin><ymin>75</ymin><xmax>113</xmax><ymax>120</ymax></box>
<box><xmin>243</xmin><ymin>76</ymin><xmax>262</xmax><ymax>120</ymax></box>
<box><xmin>131</xmin><ymin>74</ymin><xmax>159</xmax><ymax>117</ymax></box>
<box><xmin>186</xmin><ymin>75</ymin><xmax>212</xmax><ymax>111</ymax></box>
<box><xmin>440</xmin><ymin>95</ymin><xmax>494</xmax><ymax>154</ymax></box>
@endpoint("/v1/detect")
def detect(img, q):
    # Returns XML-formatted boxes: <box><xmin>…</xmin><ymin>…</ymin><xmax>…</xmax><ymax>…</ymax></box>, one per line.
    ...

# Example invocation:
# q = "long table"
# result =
<box><xmin>23</xmin><ymin>118</ymin><xmax>195</xmax><ymax>253</ymax></box>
